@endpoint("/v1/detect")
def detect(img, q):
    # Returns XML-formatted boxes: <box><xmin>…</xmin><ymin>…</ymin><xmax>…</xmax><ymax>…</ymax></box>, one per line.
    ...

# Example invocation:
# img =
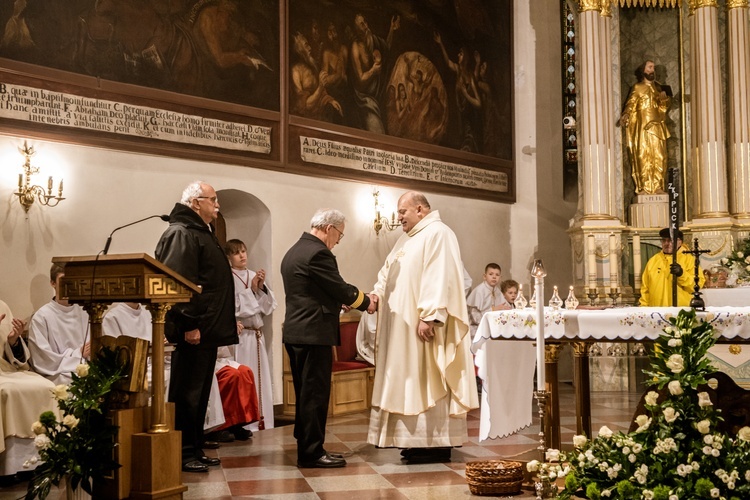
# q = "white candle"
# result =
<box><xmin>587</xmin><ymin>234</ymin><xmax>597</xmax><ymax>289</ymax></box>
<box><xmin>633</xmin><ymin>233</ymin><xmax>642</xmax><ymax>289</ymax></box>
<box><xmin>535</xmin><ymin>278</ymin><xmax>545</xmax><ymax>391</ymax></box>
<box><xmin>609</xmin><ymin>233</ymin><xmax>619</xmax><ymax>289</ymax></box>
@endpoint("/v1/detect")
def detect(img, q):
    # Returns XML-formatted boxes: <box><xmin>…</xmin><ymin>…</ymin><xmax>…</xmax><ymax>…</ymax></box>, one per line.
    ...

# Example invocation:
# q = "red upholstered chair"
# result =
<box><xmin>329</xmin><ymin>316</ymin><xmax>375</xmax><ymax>415</ymax></box>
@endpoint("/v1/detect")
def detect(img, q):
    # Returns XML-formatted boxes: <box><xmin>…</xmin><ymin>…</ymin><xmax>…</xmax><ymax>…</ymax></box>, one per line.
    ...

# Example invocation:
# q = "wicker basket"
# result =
<box><xmin>465</xmin><ymin>460</ymin><xmax>524</xmax><ymax>496</ymax></box>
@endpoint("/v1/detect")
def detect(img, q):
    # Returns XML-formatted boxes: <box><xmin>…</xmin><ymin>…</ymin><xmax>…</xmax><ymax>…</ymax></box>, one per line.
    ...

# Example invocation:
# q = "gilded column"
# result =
<box><xmin>578</xmin><ymin>0</ymin><xmax>616</xmax><ymax>219</ymax></box>
<box><xmin>689</xmin><ymin>0</ymin><xmax>729</xmax><ymax>218</ymax></box>
<box><xmin>600</xmin><ymin>1</ymin><xmax>619</xmax><ymax>218</ymax></box>
<box><xmin>727</xmin><ymin>0</ymin><xmax>750</xmax><ymax>219</ymax></box>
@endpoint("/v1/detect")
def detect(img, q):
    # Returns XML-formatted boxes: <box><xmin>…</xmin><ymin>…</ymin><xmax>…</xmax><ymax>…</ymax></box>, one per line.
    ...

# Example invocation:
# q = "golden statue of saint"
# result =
<box><xmin>619</xmin><ymin>60</ymin><xmax>671</xmax><ymax>195</ymax></box>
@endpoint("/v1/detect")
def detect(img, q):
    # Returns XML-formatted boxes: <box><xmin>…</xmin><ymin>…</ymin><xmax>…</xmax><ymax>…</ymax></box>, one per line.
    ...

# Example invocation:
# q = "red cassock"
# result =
<box><xmin>215</xmin><ymin>365</ymin><xmax>259</xmax><ymax>430</ymax></box>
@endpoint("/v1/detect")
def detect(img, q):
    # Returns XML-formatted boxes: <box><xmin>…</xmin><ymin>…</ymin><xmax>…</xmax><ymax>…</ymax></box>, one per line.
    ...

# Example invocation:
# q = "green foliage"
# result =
<box><xmin>25</xmin><ymin>347</ymin><xmax>124</xmax><ymax>499</ymax></box>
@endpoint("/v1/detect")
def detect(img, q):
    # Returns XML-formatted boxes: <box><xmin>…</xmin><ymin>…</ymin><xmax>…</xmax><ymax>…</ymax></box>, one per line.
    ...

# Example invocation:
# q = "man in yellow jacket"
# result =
<box><xmin>640</xmin><ymin>228</ymin><xmax>705</xmax><ymax>307</ymax></box>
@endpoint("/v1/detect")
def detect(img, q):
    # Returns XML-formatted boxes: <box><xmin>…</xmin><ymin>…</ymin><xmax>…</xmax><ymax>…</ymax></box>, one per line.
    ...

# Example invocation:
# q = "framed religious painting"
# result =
<box><xmin>0</xmin><ymin>0</ymin><xmax>281</xmax><ymax>163</ymax></box>
<box><xmin>286</xmin><ymin>0</ymin><xmax>515</xmax><ymax>202</ymax></box>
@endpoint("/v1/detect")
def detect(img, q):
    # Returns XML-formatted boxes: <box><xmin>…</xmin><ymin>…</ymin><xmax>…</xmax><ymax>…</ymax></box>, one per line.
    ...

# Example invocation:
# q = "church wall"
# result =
<box><xmin>0</xmin><ymin>2</ymin><xmax>571</xmax><ymax>403</ymax></box>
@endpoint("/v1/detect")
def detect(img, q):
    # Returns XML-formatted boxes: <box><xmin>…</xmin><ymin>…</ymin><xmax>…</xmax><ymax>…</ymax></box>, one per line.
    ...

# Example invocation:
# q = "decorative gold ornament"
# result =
<box><xmin>727</xmin><ymin>0</ymin><xmax>748</xmax><ymax>8</ymax></box>
<box><xmin>729</xmin><ymin>344</ymin><xmax>742</xmax><ymax>355</ymax></box>
<box><xmin>618</xmin><ymin>0</ymin><xmax>680</xmax><ymax>6</ymax></box>
<box><xmin>688</xmin><ymin>0</ymin><xmax>718</xmax><ymax>14</ymax></box>
<box><xmin>579</xmin><ymin>0</ymin><xmax>601</xmax><ymax>12</ymax></box>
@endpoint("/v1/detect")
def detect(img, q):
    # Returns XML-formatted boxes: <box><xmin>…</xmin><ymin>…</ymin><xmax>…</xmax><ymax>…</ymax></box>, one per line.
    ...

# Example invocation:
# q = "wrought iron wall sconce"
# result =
<box><xmin>14</xmin><ymin>141</ymin><xmax>65</xmax><ymax>213</ymax></box>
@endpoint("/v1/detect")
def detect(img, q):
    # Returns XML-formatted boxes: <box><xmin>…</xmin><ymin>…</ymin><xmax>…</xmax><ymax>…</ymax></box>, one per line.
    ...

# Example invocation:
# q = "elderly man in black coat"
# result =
<box><xmin>281</xmin><ymin>208</ymin><xmax>376</xmax><ymax>468</ymax></box>
<box><xmin>155</xmin><ymin>180</ymin><xmax>237</xmax><ymax>473</ymax></box>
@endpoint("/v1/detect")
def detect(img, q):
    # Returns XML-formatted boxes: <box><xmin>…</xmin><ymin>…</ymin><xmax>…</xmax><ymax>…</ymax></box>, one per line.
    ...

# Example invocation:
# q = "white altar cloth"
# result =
<box><xmin>472</xmin><ymin>306</ymin><xmax>750</xmax><ymax>442</ymax></box>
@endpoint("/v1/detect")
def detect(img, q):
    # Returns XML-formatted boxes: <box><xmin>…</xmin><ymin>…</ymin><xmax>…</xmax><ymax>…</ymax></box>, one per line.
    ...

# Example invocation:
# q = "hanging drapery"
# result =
<box><xmin>617</xmin><ymin>0</ymin><xmax>681</xmax><ymax>7</ymax></box>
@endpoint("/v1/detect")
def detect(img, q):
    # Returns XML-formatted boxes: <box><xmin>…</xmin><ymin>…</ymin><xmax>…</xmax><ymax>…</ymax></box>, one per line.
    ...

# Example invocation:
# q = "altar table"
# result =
<box><xmin>472</xmin><ymin>306</ymin><xmax>750</xmax><ymax>448</ymax></box>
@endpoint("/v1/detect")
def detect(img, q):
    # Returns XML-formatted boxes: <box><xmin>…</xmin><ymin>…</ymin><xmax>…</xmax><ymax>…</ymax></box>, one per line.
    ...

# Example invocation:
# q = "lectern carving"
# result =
<box><xmin>53</xmin><ymin>253</ymin><xmax>200</xmax><ymax>500</ymax></box>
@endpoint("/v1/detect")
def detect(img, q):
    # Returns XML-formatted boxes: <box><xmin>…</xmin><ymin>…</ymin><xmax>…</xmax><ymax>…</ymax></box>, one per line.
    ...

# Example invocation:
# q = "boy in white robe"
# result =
<box><xmin>28</xmin><ymin>265</ymin><xmax>89</xmax><ymax>385</ymax></box>
<box><xmin>225</xmin><ymin>239</ymin><xmax>277</xmax><ymax>431</ymax></box>
<box><xmin>0</xmin><ymin>300</ymin><xmax>57</xmax><ymax>476</ymax></box>
<box><xmin>466</xmin><ymin>263</ymin><xmax>510</xmax><ymax>337</ymax></box>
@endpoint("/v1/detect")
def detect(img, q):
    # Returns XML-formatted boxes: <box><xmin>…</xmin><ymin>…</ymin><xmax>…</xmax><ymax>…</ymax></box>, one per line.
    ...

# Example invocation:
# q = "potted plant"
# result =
<box><xmin>25</xmin><ymin>346</ymin><xmax>124</xmax><ymax>499</ymax></box>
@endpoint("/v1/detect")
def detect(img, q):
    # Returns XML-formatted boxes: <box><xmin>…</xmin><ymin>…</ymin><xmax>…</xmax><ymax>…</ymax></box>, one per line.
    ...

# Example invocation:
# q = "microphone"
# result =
<box><xmin>102</xmin><ymin>214</ymin><xmax>170</xmax><ymax>255</ymax></box>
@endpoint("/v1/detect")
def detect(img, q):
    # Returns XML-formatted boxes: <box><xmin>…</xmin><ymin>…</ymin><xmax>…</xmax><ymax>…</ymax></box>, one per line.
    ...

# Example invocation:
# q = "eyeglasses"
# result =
<box><xmin>330</xmin><ymin>225</ymin><xmax>344</xmax><ymax>241</ymax></box>
<box><xmin>195</xmin><ymin>196</ymin><xmax>219</xmax><ymax>204</ymax></box>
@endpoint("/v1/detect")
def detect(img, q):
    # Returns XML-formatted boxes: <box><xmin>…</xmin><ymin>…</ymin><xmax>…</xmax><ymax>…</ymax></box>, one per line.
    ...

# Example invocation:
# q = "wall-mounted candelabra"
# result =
<box><xmin>14</xmin><ymin>141</ymin><xmax>65</xmax><ymax>213</ymax></box>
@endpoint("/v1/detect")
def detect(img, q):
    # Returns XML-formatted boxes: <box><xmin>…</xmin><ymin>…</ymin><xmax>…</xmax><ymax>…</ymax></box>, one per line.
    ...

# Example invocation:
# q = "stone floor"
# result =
<box><xmin>0</xmin><ymin>383</ymin><xmax>641</xmax><ymax>499</ymax></box>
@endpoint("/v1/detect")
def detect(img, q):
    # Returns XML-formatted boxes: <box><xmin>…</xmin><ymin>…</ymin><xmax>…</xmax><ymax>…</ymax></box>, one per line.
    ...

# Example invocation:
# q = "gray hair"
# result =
<box><xmin>180</xmin><ymin>181</ymin><xmax>205</xmax><ymax>206</ymax></box>
<box><xmin>310</xmin><ymin>208</ymin><xmax>345</xmax><ymax>229</ymax></box>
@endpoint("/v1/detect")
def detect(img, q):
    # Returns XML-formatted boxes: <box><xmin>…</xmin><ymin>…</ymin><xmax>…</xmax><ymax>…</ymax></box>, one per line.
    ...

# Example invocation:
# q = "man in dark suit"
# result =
<box><xmin>281</xmin><ymin>208</ymin><xmax>376</xmax><ymax>468</ymax></box>
<box><xmin>155</xmin><ymin>180</ymin><xmax>238</xmax><ymax>473</ymax></box>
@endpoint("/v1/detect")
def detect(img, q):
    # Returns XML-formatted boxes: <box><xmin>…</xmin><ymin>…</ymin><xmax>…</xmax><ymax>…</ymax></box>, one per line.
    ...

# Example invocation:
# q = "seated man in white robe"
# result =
<box><xmin>28</xmin><ymin>264</ymin><xmax>90</xmax><ymax>385</ymax></box>
<box><xmin>0</xmin><ymin>300</ymin><xmax>58</xmax><ymax>478</ymax></box>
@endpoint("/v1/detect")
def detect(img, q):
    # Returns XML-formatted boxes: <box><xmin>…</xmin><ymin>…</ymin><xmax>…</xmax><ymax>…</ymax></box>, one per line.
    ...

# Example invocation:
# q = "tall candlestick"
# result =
<box><xmin>47</xmin><ymin>176</ymin><xmax>53</xmax><ymax>191</ymax></box>
<box><xmin>58</xmin><ymin>179</ymin><xmax>64</xmax><ymax>197</ymax></box>
<box><xmin>587</xmin><ymin>234</ymin><xmax>597</xmax><ymax>289</ymax></box>
<box><xmin>609</xmin><ymin>233</ymin><xmax>619</xmax><ymax>289</ymax></box>
<box><xmin>535</xmin><ymin>277</ymin><xmax>545</xmax><ymax>391</ymax></box>
<box><xmin>18</xmin><ymin>174</ymin><xmax>23</xmax><ymax>191</ymax></box>
<box><xmin>633</xmin><ymin>233</ymin><xmax>642</xmax><ymax>289</ymax></box>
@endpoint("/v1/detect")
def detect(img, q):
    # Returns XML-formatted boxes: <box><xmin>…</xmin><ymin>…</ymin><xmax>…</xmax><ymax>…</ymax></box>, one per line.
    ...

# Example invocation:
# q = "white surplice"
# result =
<box><xmin>231</xmin><ymin>269</ymin><xmax>276</xmax><ymax>430</ymax></box>
<box><xmin>28</xmin><ymin>300</ymin><xmax>89</xmax><ymax>385</ymax></box>
<box><xmin>367</xmin><ymin>211</ymin><xmax>479</xmax><ymax>448</ymax></box>
<box><xmin>466</xmin><ymin>281</ymin><xmax>508</xmax><ymax>336</ymax></box>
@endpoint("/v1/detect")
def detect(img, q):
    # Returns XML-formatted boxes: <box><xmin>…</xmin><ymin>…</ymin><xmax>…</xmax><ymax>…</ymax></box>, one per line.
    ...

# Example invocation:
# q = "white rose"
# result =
<box><xmin>75</xmin><ymin>363</ymin><xmax>89</xmax><ymax>377</ymax></box>
<box><xmin>721</xmin><ymin>258</ymin><xmax>729</xmax><ymax>265</ymax></box>
<box><xmin>645</xmin><ymin>391</ymin><xmax>659</xmax><ymax>406</ymax></box>
<box><xmin>34</xmin><ymin>434</ymin><xmax>51</xmax><ymax>450</ymax></box>
<box><xmin>711</xmin><ymin>488</ymin><xmax>720</xmax><ymax>497</ymax></box>
<box><xmin>697</xmin><ymin>419</ymin><xmax>711</xmax><ymax>434</ymax></box>
<box><xmin>669</xmin><ymin>496</ymin><xmax>678</xmax><ymax>500</ymax></box>
<box><xmin>666</xmin><ymin>354</ymin><xmax>685</xmax><ymax>374</ymax></box>
<box><xmin>62</xmin><ymin>414</ymin><xmax>79</xmax><ymax>429</ymax></box>
<box><xmin>573</xmin><ymin>435</ymin><xmax>588</xmax><ymax>448</ymax></box>
<box><xmin>668</xmin><ymin>338</ymin><xmax>682</xmax><ymax>347</ymax></box>
<box><xmin>738</xmin><ymin>427</ymin><xmax>750</xmax><ymax>442</ymax></box>
<box><xmin>527</xmin><ymin>460</ymin><xmax>540</xmax><ymax>472</ymax></box>
<box><xmin>663</xmin><ymin>407</ymin><xmax>679</xmax><ymax>423</ymax></box>
<box><xmin>746</xmin><ymin>256</ymin><xmax>750</xmax><ymax>264</ymax></box>
<box><xmin>51</xmin><ymin>384</ymin><xmax>69</xmax><ymax>400</ymax></box>
<box><xmin>707</xmin><ymin>378</ymin><xmax>718</xmax><ymax>390</ymax></box>
<box><xmin>698</xmin><ymin>392</ymin><xmax>713</xmax><ymax>407</ymax></box>
<box><xmin>668</xmin><ymin>380</ymin><xmax>683</xmax><ymax>396</ymax></box>
<box><xmin>545</xmin><ymin>449</ymin><xmax>560</xmax><ymax>462</ymax></box>
<box><xmin>746</xmin><ymin>265</ymin><xmax>750</xmax><ymax>272</ymax></box>
<box><xmin>31</xmin><ymin>421</ymin><xmax>46</xmax><ymax>435</ymax></box>
<box><xmin>711</xmin><ymin>448</ymin><xmax>720</xmax><ymax>457</ymax></box>
<box><xmin>598</xmin><ymin>425</ymin><xmax>613</xmax><ymax>438</ymax></box>
<box><xmin>739</xmin><ymin>251</ymin><xmax>745</xmax><ymax>258</ymax></box>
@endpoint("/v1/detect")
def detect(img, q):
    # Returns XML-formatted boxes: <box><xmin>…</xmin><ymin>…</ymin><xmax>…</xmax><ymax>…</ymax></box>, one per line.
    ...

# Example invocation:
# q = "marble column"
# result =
<box><xmin>727</xmin><ymin>0</ymin><xmax>750</xmax><ymax>220</ymax></box>
<box><xmin>689</xmin><ymin>0</ymin><xmax>729</xmax><ymax>218</ymax></box>
<box><xmin>578</xmin><ymin>0</ymin><xmax>616</xmax><ymax>219</ymax></box>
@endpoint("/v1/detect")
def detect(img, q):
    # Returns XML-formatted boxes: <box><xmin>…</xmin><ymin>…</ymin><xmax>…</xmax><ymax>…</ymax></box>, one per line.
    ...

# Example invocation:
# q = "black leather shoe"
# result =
<box><xmin>202</xmin><ymin>440</ymin><xmax>221</xmax><ymax>449</ymax></box>
<box><xmin>232</xmin><ymin>427</ymin><xmax>252</xmax><ymax>440</ymax></box>
<box><xmin>297</xmin><ymin>454</ymin><xmax>346</xmax><ymax>468</ymax></box>
<box><xmin>197</xmin><ymin>456</ymin><xmax>221</xmax><ymax>466</ymax></box>
<box><xmin>182</xmin><ymin>460</ymin><xmax>209</xmax><ymax>473</ymax></box>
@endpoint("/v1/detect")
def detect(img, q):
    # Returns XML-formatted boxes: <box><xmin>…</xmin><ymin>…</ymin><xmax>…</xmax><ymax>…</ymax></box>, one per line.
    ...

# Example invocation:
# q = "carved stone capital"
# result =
<box><xmin>727</xmin><ymin>0</ymin><xmax>748</xmax><ymax>9</ymax></box>
<box><xmin>688</xmin><ymin>0</ymin><xmax>718</xmax><ymax>15</ymax></box>
<box><xmin>579</xmin><ymin>0</ymin><xmax>601</xmax><ymax>12</ymax></box>
<box><xmin>600</xmin><ymin>0</ymin><xmax>613</xmax><ymax>17</ymax></box>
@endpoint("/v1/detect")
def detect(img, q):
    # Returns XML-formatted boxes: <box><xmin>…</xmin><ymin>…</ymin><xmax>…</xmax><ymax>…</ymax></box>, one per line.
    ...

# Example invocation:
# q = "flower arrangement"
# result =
<box><xmin>720</xmin><ymin>236</ymin><xmax>750</xmax><ymax>286</ymax></box>
<box><xmin>536</xmin><ymin>309</ymin><xmax>750</xmax><ymax>500</ymax></box>
<box><xmin>25</xmin><ymin>347</ymin><xmax>124</xmax><ymax>499</ymax></box>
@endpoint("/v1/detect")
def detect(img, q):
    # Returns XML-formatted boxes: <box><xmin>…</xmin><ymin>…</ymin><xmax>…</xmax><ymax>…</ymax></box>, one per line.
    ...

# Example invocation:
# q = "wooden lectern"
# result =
<box><xmin>53</xmin><ymin>253</ymin><xmax>201</xmax><ymax>500</ymax></box>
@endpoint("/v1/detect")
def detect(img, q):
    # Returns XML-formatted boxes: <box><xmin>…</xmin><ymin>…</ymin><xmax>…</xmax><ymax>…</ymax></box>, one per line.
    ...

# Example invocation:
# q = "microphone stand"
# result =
<box><xmin>102</xmin><ymin>214</ymin><xmax>170</xmax><ymax>255</ymax></box>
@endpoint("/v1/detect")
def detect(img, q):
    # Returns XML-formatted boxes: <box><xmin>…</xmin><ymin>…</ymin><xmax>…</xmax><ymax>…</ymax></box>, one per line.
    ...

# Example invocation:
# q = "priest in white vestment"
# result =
<box><xmin>367</xmin><ymin>192</ymin><xmax>479</xmax><ymax>464</ymax></box>
<box><xmin>0</xmin><ymin>300</ymin><xmax>57</xmax><ymax>475</ymax></box>
<box><xmin>28</xmin><ymin>265</ymin><xmax>90</xmax><ymax>385</ymax></box>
